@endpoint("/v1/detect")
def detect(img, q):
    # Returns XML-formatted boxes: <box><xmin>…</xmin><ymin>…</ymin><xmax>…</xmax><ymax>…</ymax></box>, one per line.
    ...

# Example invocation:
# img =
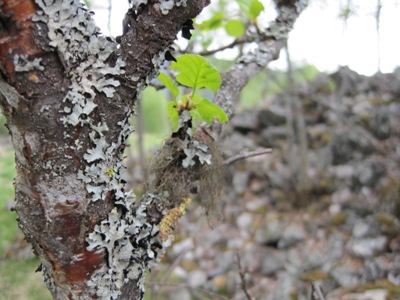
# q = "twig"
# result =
<box><xmin>312</xmin><ymin>282</ymin><xmax>326</xmax><ymax>300</ymax></box>
<box><xmin>224</xmin><ymin>148</ymin><xmax>272</xmax><ymax>165</ymax></box>
<box><xmin>235</xmin><ymin>253</ymin><xmax>253</xmax><ymax>300</ymax></box>
<box><xmin>196</xmin><ymin>33</ymin><xmax>275</xmax><ymax>56</ymax></box>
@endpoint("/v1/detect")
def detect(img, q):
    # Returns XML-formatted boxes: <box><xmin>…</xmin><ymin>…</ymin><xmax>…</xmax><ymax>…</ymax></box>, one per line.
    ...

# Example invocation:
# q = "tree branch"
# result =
<box><xmin>214</xmin><ymin>0</ymin><xmax>309</xmax><ymax>120</ymax></box>
<box><xmin>225</xmin><ymin>148</ymin><xmax>272</xmax><ymax>165</ymax></box>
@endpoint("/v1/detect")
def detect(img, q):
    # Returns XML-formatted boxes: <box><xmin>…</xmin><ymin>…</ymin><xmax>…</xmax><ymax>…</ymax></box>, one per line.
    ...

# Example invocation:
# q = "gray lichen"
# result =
<box><xmin>182</xmin><ymin>140</ymin><xmax>212</xmax><ymax>168</ymax></box>
<box><xmin>87</xmin><ymin>193</ymin><xmax>171</xmax><ymax>299</ymax></box>
<box><xmin>34</xmin><ymin>0</ymin><xmax>129</xmax><ymax>203</ymax></box>
<box><xmin>31</xmin><ymin>0</ymin><xmax>189</xmax><ymax>298</ymax></box>
<box><xmin>156</xmin><ymin>0</ymin><xmax>188</xmax><ymax>15</ymax></box>
<box><xmin>34</xmin><ymin>0</ymin><xmax>126</xmax><ymax>127</ymax></box>
<box><xmin>13</xmin><ymin>54</ymin><xmax>44</xmax><ymax>72</ymax></box>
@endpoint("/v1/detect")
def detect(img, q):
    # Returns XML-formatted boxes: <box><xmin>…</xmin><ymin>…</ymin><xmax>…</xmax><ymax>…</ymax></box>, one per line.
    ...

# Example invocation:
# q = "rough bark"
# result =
<box><xmin>0</xmin><ymin>0</ymin><xmax>209</xmax><ymax>299</ymax></box>
<box><xmin>0</xmin><ymin>0</ymin><xmax>307</xmax><ymax>299</ymax></box>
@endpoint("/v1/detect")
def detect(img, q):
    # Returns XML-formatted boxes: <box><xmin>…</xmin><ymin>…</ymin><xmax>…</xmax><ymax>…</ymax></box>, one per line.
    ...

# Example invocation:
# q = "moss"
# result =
<box><xmin>300</xmin><ymin>270</ymin><xmax>330</xmax><ymax>282</ymax></box>
<box><xmin>330</xmin><ymin>212</ymin><xmax>347</xmax><ymax>226</ymax></box>
<box><xmin>352</xmin><ymin>280</ymin><xmax>400</xmax><ymax>298</ymax></box>
<box><xmin>375</xmin><ymin>212</ymin><xmax>400</xmax><ymax>236</ymax></box>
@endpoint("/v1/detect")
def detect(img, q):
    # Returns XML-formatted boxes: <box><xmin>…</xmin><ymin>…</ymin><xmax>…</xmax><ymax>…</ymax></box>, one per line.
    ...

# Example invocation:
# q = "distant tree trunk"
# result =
<box><xmin>0</xmin><ymin>0</ymin><xmax>307</xmax><ymax>299</ymax></box>
<box><xmin>284</xmin><ymin>43</ymin><xmax>310</xmax><ymax>194</ymax></box>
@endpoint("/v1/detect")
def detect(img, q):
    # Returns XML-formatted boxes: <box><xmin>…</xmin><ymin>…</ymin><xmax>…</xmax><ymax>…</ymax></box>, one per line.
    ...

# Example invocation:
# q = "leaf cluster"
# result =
<box><xmin>197</xmin><ymin>0</ymin><xmax>264</xmax><ymax>37</ymax></box>
<box><xmin>158</xmin><ymin>54</ymin><xmax>228</xmax><ymax>132</ymax></box>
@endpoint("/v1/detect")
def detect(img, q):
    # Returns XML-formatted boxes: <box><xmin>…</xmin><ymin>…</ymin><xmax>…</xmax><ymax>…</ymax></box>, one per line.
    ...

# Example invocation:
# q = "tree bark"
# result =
<box><xmin>0</xmin><ymin>1</ymin><xmax>209</xmax><ymax>298</ymax></box>
<box><xmin>0</xmin><ymin>0</ymin><xmax>307</xmax><ymax>299</ymax></box>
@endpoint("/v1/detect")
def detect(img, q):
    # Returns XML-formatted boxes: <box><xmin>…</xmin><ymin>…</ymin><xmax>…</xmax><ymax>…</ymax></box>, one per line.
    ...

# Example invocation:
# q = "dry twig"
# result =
<box><xmin>235</xmin><ymin>253</ymin><xmax>253</xmax><ymax>300</ymax></box>
<box><xmin>225</xmin><ymin>148</ymin><xmax>272</xmax><ymax>165</ymax></box>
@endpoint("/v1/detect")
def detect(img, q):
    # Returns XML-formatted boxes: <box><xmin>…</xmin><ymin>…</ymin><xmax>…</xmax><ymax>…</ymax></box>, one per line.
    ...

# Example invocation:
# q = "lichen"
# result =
<box><xmin>130</xmin><ymin>0</ymin><xmax>148</xmax><ymax>11</ymax></box>
<box><xmin>33</xmin><ymin>0</ymin><xmax>130</xmax><ymax>203</ymax></box>
<box><xmin>87</xmin><ymin>193</ymin><xmax>172</xmax><ymax>299</ymax></box>
<box><xmin>13</xmin><ymin>54</ymin><xmax>44</xmax><ymax>72</ymax></box>
<box><xmin>156</xmin><ymin>0</ymin><xmax>187</xmax><ymax>15</ymax></box>
<box><xmin>34</xmin><ymin>0</ymin><xmax>126</xmax><ymax>127</ymax></box>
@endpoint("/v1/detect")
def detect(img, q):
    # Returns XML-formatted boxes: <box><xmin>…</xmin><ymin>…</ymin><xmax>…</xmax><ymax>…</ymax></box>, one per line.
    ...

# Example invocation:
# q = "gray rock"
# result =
<box><xmin>331</xmin><ymin>264</ymin><xmax>360</xmax><ymax>287</ymax></box>
<box><xmin>260</xmin><ymin>126</ymin><xmax>288</xmax><ymax>147</ymax></box>
<box><xmin>260</xmin><ymin>250</ymin><xmax>286</xmax><ymax>276</ymax></box>
<box><xmin>330</xmin><ymin>131</ymin><xmax>375</xmax><ymax>165</ymax></box>
<box><xmin>370</xmin><ymin>106</ymin><xmax>392</xmax><ymax>139</ymax></box>
<box><xmin>231</xmin><ymin>109</ymin><xmax>260</xmax><ymax>133</ymax></box>
<box><xmin>352</xmin><ymin>217</ymin><xmax>381</xmax><ymax>238</ymax></box>
<box><xmin>258</xmin><ymin>108</ymin><xmax>287</xmax><ymax>128</ymax></box>
<box><xmin>327</xmin><ymin>233</ymin><xmax>345</xmax><ymax>261</ymax></box>
<box><xmin>353</xmin><ymin>160</ymin><xmax>386</xmax><ymax>187</ymax></box>
<box><xmin>187</xmin><ymin>270</ymin><xmax>207</xmax><ymax>288</ymax></box>
<box><xmin>255</xmin><ymin>219</ymin><xmax>285</xmax><ymax>246</ymax></box>
<box><xmin>352</xmin><ymin>221</ymin><xmax>371</xmax><ymax>238</ymax></box>
<box><xmin>350</xmin><ymin>236</ymin><xmax>388</xmax><ymax>258</ymax></box>
<box><xmin>327</xmin><ymin>289</ymin><xmax>388</xmax><ymax>300</ymax></box>
<box><xmin>220</xmin><ymin>132</ymin><xmax>257</xmax><ymax>157</ymax></box>
<box><xmin>278</xmin><ymin>223</ymin><xmax>307</xmax><ymax>249</ymax></box>
<box><xmin>362</xmin><ymin>258</ymin><xmax>387</xmax><ymax>282</ymax></box>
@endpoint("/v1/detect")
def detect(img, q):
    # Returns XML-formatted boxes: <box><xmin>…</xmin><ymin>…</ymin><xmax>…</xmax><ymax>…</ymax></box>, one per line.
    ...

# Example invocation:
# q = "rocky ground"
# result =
<box><xmin>3</xmin><ymin>67</ymin><xmax>400</xmax><ymax>299</ymax></box>
<box><xmin>145</xmin><ymin>67</ymin><xmax>400</xmax><ymax>300</ymax></box>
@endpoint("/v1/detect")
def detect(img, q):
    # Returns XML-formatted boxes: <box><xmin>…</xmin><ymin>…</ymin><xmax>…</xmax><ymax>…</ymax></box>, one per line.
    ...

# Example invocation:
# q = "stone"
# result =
<box><xmin>330</xmin><ymin>289</ymin><xmax>388</xmax><ymax>300</ymax></box>
<box><xmin>350</xmin><ymin>236</ymin><xmax>388</xmax><ymax>258</ymax></box>
<box><xmin>258</xmin><ymin>108</ymin><xmax>287</xmax><ymax>128</ymax></box>
<box><xmin>260</xmin><ymin>126</ymin><xmax>288</xmax><ymax>147</ymax></box>
<box><xmin>353</xmin><ymin>160</ymin><xmax>386</xmax><ymax>187</ymax></box>
<box><xmin>255</xmin><ymin>218</ymin><xmax>285</xmax><ymax>246</ymax></box>
<box><xmin>236</xmin><ymin>212</ymin><xmax>253</xmax><ymax>229</ymax></box>
<box><xmin>260</xmin><ymin>250</ymin><xmax>286</xmax><ymax>276</ymax></box>
<box><xmin>231</xmin><ymin>109</ymin><xmax>260</xmax><ymax>133</ymax></box>
<box><xmin>187</xmin><ymin>270</ymin><xmax>207</xmax><ymax>288</ymax></box>
<box><xmin>331</xmin><ymin>264</ymin><xmax>360</xmax><ymax>287</ymax></box>
<box><xmin>278</xmin><ymin>223</ymin><xmax>307</xmax><ymax>249</ymax></box>
<box><xmin>370</xmin><ymin>106</ymin><xmax>392</xmax><ymax>140</ymax></box>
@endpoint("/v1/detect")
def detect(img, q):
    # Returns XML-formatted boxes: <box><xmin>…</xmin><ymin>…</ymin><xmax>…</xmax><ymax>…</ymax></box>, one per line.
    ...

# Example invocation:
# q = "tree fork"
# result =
<box><xmin>0</xmin><ymin>0</ymin><xmax>210</xmax><ymax>298</ymax></box>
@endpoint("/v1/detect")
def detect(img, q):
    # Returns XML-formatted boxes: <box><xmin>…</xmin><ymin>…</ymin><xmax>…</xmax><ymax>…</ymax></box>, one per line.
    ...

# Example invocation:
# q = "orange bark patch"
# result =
<box><xmin>0</xmin><ymin>0</ymin><xmax>45</xmax><ymax>78</ymax></box>
<box><xmin>64</xmin><ymin>248</ymin><xmax>104</xmax><ymax>283</ymax></box>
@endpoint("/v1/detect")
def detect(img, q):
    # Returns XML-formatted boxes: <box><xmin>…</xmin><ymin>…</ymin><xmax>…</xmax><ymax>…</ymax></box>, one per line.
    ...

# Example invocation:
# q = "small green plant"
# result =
<box><xmin>158</xmin><ymin>54</ymin><xmax>228</xmax><ymax>132</ymax></box>
<box><xmin>197</xmin><ymin>0</ymin><xmax>264</xmax><ymax>37</ymax></box>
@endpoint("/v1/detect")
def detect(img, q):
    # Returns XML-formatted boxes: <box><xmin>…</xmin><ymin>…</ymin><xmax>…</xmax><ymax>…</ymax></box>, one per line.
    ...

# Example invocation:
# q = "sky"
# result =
<box><xmin>91</xmin><ymin>0</ymin><xmax>400</xmax><ymax>76</ymax></box>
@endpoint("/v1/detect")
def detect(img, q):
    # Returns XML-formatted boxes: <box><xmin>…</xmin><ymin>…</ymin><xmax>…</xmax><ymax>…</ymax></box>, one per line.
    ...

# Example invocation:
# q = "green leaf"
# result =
<box><xmin>249</xmin><ymin>0</ymin><xmax>264</xmax><ymax>19</ymax></box>
<box><xmin>167</xmin><ymin>101</ymin><xmax>179</xmax><ymax>131</ymax></box>
<box><xmin>225</xmin><ymin>20</ymin><xmax>245</xmax><ymax>37</ymax></box>
<box><xmin>172</xmin><ymin>54</ymin><xmax>221</xmax><ymax>92</ymax></box>
<box><xmin>158</xmin><ymin>72</ymin><xmax>179</xmax><ymax>99</ymax></box>
<box><xmin>236</xmin><ymin>0</ymin><xmax>264</xmax><ymax>19</ymax></box>
<box><xmin>198</xmin><ymin>12</ymin><xmax>224</xmax><ymax>30</ymax></box>
<box><xmin>191</xmin><ymin>95</ymin><xmax>228</xmax><ymax>124</ymax></box>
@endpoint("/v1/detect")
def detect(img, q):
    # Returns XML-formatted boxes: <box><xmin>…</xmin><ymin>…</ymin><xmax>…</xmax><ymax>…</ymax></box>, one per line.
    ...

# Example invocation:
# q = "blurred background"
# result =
<box><xmin>1</xmin><ymin>0</ymin><xmax>399</xmax><ymax>299</ymax></box>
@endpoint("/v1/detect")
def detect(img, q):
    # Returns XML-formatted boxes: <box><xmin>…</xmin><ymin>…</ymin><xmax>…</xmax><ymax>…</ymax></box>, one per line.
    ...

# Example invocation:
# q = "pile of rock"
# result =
<box><xmin>155</xmin><ymin>67</ymin><xmax>400</xmax><ymax>300</ymax></box>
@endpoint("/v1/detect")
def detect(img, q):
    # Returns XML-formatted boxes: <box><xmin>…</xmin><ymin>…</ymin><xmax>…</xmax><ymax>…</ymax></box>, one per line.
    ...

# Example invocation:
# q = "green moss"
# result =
<box><xmin>331</xmin><ymin>212</ymin><xmax>347</xmax><ymax>226</ymax></box>
<box><xmin>300</xmin><ymin>270</ymin><xmax>330</xmax><ymax>282</ymax></box>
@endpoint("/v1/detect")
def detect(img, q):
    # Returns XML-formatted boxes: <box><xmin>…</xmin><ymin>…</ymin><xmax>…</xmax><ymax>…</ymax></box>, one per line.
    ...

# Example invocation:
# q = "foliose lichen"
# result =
<box><xmin>158</xmin><ymin>0</ymin><xmax>188</xmax><ymax>15</ymax></box>
<box><xmin>13</xmin><ymin>54</ymin><xmax>44</xmax><ymax>72</ymax></box>
<box><xmin>33</xmin><ymin>0</ymin><xmax>130</xmax><ymax>203</ymax></box>
<box><xmin>87</xmin><ymin>193</ymin><xmax>172</xmax><ymax>299</ymax></box>
<box><xmin>32</xmin><ymin>0</ymin><xmax>190</xmax><ymax>297</ymax></box>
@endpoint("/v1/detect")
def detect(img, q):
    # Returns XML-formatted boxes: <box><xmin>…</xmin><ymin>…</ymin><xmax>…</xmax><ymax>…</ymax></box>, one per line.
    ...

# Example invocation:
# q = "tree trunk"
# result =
<box><xmin>0</xmin><ymin>0</ymin><xmax>307</xmax><ymax>299</ymax></box>
<box><xmin>0</xmin><ymin>1</ymin><xmax>209</xmax><ymax>298</ymax></box>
